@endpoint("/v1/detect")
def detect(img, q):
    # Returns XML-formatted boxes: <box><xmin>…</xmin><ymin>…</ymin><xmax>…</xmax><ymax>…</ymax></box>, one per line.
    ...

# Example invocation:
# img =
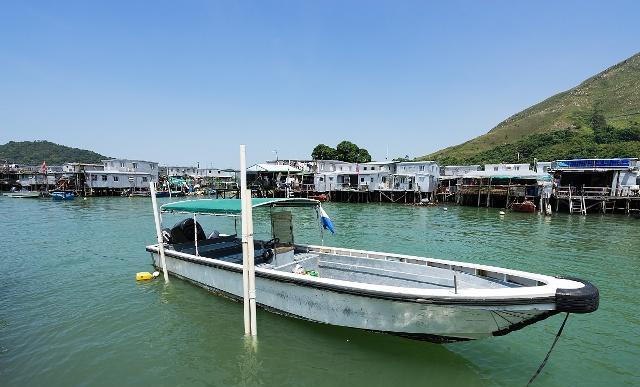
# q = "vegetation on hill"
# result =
<box><xmin>0</xmin><ymin>140</ymin><xmax>108</xmax><ymax>165</ymax></box>
<box><xmin>312</xmin><ymin>141</ymin><xmax>372</xmax><ymax>163</ymax></box>
<box><xmin>420</xmin><ymin>52</ymin><xmax>640</xmax><ymax>164</ymax></box>
<box><xmin>434</xmin><ymin>113</ymin><xmax>640</xmax><ymax>165</ymax></box>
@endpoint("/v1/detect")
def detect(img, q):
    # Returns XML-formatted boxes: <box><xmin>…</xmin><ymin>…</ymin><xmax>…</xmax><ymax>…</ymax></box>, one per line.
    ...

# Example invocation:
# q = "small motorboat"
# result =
<box><xmin>511</xmin><ymin>200</ymin><xmax>536</xmax><ymax>213</ymax></box>
<box><xmin>3</xmin><ymin>189</ymin><xmax>40</xmax><ymax>198</ymax></box>
<box><xmin>128</xmin><ymin>191</ymin><xmax>151</xmax><ymax>197</ymax></box>
<box><xmin>51</xmin><ymin>191</ymin><xmax>75</xmax><ymax>200</ymax></box>
<box><xmin>155</xmin><ymin>190</ymin><xmax>186</xmax><ymax>198</ymax></box>
<box><xmin>145</xmin><ymin>198</ymin><xmax>598</xmax><ymax>343</ymax></box>
<box><xmin>308</xmin><ymin>194</ymin><xmax>328</xmax><ymax>202</ymax></box>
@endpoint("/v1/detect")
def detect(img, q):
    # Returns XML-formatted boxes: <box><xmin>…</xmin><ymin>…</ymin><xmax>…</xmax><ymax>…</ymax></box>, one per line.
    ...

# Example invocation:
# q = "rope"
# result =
<box><xmin>526</xmin><ymin>313</ymin><xmax>570</xmax><ymax>386</ymax></box>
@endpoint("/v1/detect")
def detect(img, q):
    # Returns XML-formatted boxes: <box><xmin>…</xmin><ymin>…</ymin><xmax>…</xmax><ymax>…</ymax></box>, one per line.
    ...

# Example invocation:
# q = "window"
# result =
<box><xmin>113</xmin><ymin>176</ymin><xmax>119</xmax><ymax>182</ymax></box>
<box><xmin>142</xmin><ymin>177</ymin><xmax>148</xmax><ymax>182</ymax></box>
<box><xmin>515</xmin><ymin>166</ymin><xmax>520</xmax><ymax>171</ymax></box>
<box><xmin>494</xmin><ymin>167</ymin><xmax>498</xmax><ymax>171</ymax></box>
<box><xmin>132</xmin><ymin>162</ymin><xmax>138</xmax><ymax>169</ymax></box>
<box><xmin>360</xmin><ymin>177</ymin><xmax>364</xmax><ymax>182</ymax></box>
<box><xmin>370</xmin><ymin>177</ymin><xmax>374</xmax><ymax>182</ymax></box>
<box><xmin>363</xmin><ymin>167</ymin><xmax>368</xmax><ymax>171</ymax></box>
<box><xmin>102</xmin><ymin>175</ymin><xmax>107</xmax><ymax>181</ymax></box>
<box><xmin>120</xmin><ymin>162</ymin><xmax>125</xmax><ymax>168</ymax></box>
<box><xmin>319</xmin><ymin>177</ymin><xmax>324</xmax><ymax>182</ymax></box>
<box><xmin>339</xmin><ymin>166</ymin><xmax>342</xmax><ymax>171</ymax></box>
<box><xmin>419</xmin><ymin>165</ymin><xmax>425</xmax><ymax>171</ymax></box>
<box><xmin>91</xmin><ymin>175</ymin><xmax>97</xmax><ymax>181</ymax></box>
<box><xmin>370</xmin><ymin>166</ymin><xmax>375</xmax><ymax>171</ymax></box>
<box><xmin>382</xmin><ymin>176</ymin><xmax>386</xmax><ymax>182</ymax></box>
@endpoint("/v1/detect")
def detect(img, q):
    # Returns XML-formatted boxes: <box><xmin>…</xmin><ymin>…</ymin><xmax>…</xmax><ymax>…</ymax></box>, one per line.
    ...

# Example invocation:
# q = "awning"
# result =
<box><xmin>462</xmin><ymin>172</ymin><xmax>552</xmax><ymax>180</ymax></box>
<box><xmin>161</xmin><ymin>198</ymin><xmax>319</xmax><ymax>215</ymax></box>
<box><xmin>247</xmin><ymin>164</ymin><xmax>301</xmax><ymax>173</ymax></box>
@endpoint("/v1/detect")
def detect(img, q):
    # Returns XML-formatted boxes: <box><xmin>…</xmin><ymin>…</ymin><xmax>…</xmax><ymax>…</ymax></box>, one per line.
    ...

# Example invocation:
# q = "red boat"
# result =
<box><xmin>511</xmin><ymin>200</ymin><xmax>536</xmax><ymax>213</ymax></box>
<box><xmin>308</xmin><ymin>194</ymin><xmax>328</xmax><ymax>202</ymax></box>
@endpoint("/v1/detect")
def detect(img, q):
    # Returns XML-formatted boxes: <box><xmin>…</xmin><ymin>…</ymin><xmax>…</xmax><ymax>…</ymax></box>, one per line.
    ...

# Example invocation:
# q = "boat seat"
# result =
<box><xmin>272</xmin><ymin>244</ymin><xmax>295</xmax><ymax>268</ymax></box>
<box><xmin>274</xmin><ymin>245</ymin><xmax>294</xmax><ymax>254</ymax></box>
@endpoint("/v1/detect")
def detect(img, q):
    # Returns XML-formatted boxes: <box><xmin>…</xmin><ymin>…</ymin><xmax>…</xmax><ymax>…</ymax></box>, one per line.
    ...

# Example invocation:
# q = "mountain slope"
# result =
<box><xmin>0</xmin><ymin>140</ymin><xmax>109</xmax><ymax>165</ymax></box>
<box><xmin>421</xmin><ymin>52</ymin><xmax>640</xmax><ymax>164</ymax></box>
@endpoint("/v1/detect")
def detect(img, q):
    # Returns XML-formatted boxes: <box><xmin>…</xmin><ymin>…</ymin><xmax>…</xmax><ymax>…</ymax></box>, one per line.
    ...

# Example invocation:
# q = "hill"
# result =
<box><xmin>0</xmin><ymin>140</ymin><xmax>109</xmax><ymax>165</ymax></box>
<box><xmin>420</xmin><ymin>53</ymin><xmax>640</xmax><ymax>165</ymax></box>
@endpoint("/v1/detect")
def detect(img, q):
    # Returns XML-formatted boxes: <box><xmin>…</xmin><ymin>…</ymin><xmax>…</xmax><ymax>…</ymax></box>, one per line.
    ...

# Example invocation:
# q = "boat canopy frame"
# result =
<box><xmin>160</xmin><ymin>198</ymin><xmax>321</xmax><ymax>217</ymax></box>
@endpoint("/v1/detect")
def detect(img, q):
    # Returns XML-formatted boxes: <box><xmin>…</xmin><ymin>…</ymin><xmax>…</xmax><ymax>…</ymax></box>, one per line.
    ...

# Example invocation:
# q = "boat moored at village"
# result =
<box><xmin>145</xmin><ymin>198</ymin><xmax>599</xmax><ymax>342</ymax></box>
<box><xmin>51</xmin><ymin>190</ymin><xmax>75</xmax><ymax>200</ymax></box>
<box><xmin>3</xmin><ymin>189</ymin><xmax>40</xmax><ymax>198</ymax></box>
<box><xmin>511</xmin><ymin>200</ymin><xmax>536</xmax><ymax>213</ymax></box>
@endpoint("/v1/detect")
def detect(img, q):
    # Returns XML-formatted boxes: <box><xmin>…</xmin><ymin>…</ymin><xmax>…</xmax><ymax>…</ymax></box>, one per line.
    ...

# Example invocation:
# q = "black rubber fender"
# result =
<box><xmin>555</xmin><ymin>277</ymin><xmax>599</xmax><ymax>314</ymax></box>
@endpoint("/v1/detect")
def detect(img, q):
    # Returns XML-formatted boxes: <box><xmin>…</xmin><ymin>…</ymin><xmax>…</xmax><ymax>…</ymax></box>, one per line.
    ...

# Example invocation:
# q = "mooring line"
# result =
<box><xmin>526</xmin><ymin>313</ymin><xmax>570</xmax><ymax>386</ymax></box>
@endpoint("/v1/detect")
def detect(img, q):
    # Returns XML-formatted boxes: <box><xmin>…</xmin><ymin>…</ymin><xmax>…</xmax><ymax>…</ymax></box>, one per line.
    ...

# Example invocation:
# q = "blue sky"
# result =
<box><xmin>1</xmin><ymin>1</ymin><xmax>638</xmax><ymax>167</ymax></box>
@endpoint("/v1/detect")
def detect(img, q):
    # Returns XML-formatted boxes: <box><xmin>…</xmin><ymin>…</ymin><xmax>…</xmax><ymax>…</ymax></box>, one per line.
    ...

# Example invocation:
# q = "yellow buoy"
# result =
<box><xmin>136</xmin><ymin>272</ymin><xmax>153</xmax><ymax>281</ymax></box>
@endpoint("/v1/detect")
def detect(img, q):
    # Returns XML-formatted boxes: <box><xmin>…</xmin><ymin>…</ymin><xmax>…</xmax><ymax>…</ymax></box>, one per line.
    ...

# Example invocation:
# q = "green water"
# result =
<box><xmin>1</xmin><ymin>197</ymin><xmax>638</xmax><ymax>386</ymax></box>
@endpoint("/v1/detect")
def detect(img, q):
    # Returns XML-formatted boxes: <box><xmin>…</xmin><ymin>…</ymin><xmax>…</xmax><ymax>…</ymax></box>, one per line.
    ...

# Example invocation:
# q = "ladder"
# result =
<box><xmin>604</xmin><ymin>200</ymin><xmax>615</xmax><ymax>213</ymax></box>
<box><xmin>568</xmin><ymin>194</ymin><xmax>586</xmax><ymax>215</ymax></box>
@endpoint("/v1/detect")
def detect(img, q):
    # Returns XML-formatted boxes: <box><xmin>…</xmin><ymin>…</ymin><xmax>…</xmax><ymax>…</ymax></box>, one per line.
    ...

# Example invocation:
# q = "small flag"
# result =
<box><xmin>41</xmin><ymin>161</ymin><xmax>47</xmax><ymax>174</ymax></box>
<box><xmin>319</xmin><ymin>205</ymin><xmax>335</xmax><ymax>234</ymax></box>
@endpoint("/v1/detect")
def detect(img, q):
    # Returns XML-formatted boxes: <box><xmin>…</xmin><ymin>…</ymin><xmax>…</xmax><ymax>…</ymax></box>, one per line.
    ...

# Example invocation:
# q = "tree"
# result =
<box><xmin>356</xmin><ymin>148</ymin><xmax>372</xmax><ymax>163</ymax></box>
<box><xmin>311</xmin><ymin>144</ymin><xmax>337</xmax><ymax>160</ymax></box>
<box><xmin>335</xmin><ymin>141</ymin><xmax>360</xmax><ymax>162</ymax></box>
<box><xmin>311</xmin><ymin>141</ymin><xmax>372</xmax><ymax>163</ymax></box>
<box><xmin>589</xmin><ymin>110</ymin><xmax>607</xmax><ymax>131</ymax></box>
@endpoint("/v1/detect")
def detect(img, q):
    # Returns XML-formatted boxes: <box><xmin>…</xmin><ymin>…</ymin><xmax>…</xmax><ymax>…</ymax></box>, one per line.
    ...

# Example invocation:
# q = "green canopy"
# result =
<box><xmin>160</xmin><ymin>198</ymin><xmax>320</xmax><ymax>216</ymax></box>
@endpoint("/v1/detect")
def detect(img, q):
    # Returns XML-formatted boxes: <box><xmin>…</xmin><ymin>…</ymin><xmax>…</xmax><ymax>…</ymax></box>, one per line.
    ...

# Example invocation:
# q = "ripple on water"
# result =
<box><xmin>0</xmin><ymin>198</ymin><xmax>638</xmax><ymax>386</ymax></box>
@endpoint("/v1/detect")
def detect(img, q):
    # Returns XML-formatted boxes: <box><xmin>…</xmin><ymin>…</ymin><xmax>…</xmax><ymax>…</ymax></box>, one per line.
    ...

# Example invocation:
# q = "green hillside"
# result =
<box><xmin>420</xmin><ymin>52</ymin><xmax>640</xmax><ymax>165</ymax></box>
<box><xmin>0</xmin><ymin>140</ymin><xmax>108</xmax><ymax>165</ymax></box>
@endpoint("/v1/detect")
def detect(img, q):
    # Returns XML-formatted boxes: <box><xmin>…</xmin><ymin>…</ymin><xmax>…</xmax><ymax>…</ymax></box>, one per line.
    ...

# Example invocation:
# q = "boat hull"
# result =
<box><xmin>3</xmin><ymin>192</ymin><xmax>40</xmax><ymax>198</ymax></box>
<box><xmin>51</xmin><ymin>191</ymin><xmax>75</xmax><ymax>200</ymax></box>
<box><xmin>147</xmin><ymin>248</ymin><xmax>559</xmax><ymax>342</ymax></box>
<box><xmin>511</xmin><ymin>201</ymin><xmax>536</xmax><ymax>213</ymax></box>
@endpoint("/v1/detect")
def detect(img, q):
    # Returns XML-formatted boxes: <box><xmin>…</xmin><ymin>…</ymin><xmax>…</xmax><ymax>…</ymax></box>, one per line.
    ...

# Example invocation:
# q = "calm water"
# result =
<box><xmin>1</xmin><ymin>197</ymin><xmax>638</xmax><ymax>386</ymax></box>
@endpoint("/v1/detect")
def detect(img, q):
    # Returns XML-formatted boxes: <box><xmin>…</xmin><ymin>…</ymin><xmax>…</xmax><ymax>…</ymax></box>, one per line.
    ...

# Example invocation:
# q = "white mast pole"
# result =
<box><xmin>245</xmin><ymin>187</ymin><xmax>257</xmax><ymax>336</ymax></box>
<box><xmin>240</xmin><ymin>144</ymin><xmax>257</xmax><ymax>336</ymax></box>
<box><xmin>240</xmin><ymin>145</ymin><xmax>250</xmax><ymax>335</ymax></box>
<box><xmin>149</xmin><ymin>182</ymin><xmax>169</xmax><ymax>282</ymax></box>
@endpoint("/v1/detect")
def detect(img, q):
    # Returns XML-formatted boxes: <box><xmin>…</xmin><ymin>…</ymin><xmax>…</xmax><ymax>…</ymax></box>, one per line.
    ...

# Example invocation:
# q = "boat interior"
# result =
<box><xmin>163</xmin><ymin>214</ymin><xmax>545</xmax><ymax>291</ymax></box>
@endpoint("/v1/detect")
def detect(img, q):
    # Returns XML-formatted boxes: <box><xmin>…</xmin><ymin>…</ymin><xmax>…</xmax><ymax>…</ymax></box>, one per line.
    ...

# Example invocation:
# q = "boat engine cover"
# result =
<box><xmin>169</xmin><ymin>218</ymin><xmax>207</xmax><ymax>244</ymax></box>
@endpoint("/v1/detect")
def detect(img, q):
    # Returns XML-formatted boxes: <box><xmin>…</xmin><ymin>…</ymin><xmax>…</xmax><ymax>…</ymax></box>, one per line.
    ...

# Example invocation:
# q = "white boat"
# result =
<box><xmin>3</xmin><ymin>190</ymin><xmax>40</xmax><ymax>198</ymax></box>
<box><xmin>145</xmin><ymin>198</ymin><xmax>598</xmax><ymax>342</ymax></box>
